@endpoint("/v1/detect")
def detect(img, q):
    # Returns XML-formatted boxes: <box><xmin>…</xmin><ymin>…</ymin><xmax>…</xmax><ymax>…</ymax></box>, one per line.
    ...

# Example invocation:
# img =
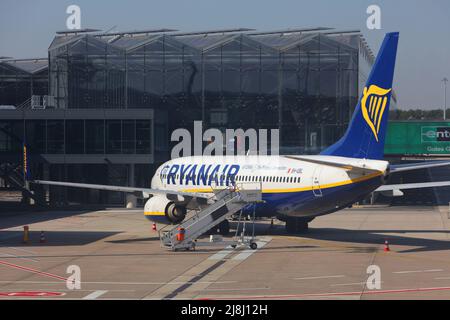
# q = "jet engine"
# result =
<box><xmin>144</xmin><ymin>195</ymin><xmax>187</xmax><ymax>224</ymax></box>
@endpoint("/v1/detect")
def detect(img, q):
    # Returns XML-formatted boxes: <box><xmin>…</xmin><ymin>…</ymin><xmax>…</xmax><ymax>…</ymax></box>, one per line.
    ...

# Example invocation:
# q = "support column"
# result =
<box><xmin>126</xmin><ymin>164</ymin><xmax>137</xmax><ymax>208</ymax></box>
<box><xmin>42</xmin><ymin>163</ymin><xmax>50</xmax><ymax>203</ymax></box>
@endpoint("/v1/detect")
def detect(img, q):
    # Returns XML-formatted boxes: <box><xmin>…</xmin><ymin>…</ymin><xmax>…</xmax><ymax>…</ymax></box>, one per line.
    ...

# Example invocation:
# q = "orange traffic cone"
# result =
<box><xmin>23</xmin><ymin>226</ymin><xmax>30</xmax><ymax>244</ymax></box>
<box><xmin>152</xmin><ymin>223</ymin><xmax>157</xmax><ymax>231</ymax></box>
<box><xmin>384</xmin><ymin>239</ymin><xmax>390</xmax><ymax>252</ymax></box>
<box><xmin>40</xmin><ymin>231</ymin><xmax>46</xmax><ymax>243</ymax></box>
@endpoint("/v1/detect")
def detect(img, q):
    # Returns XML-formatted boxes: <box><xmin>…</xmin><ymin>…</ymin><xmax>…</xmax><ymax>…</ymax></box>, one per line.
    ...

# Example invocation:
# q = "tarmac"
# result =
<box><xmin>0</xmin><ymin>205</ymin><xmax>450</xmax><ymax>300</ymax></box>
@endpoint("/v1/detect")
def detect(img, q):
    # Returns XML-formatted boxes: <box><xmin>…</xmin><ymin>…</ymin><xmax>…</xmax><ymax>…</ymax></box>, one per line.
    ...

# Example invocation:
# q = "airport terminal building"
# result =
<box><xmin>0</xmin><ymin>27</ymin><xmax>395</xmax><ymax>206</ymax></box>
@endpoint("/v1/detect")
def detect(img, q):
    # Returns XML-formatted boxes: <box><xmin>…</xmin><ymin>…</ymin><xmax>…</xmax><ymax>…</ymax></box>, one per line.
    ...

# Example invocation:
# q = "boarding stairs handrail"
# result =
<box><xmin>160</xmin><ymin>183</ymin><xmax>261</xmax><ymax>250</ymax></box>
<box><xmin>16</xmin><ymin>97</ymin><xmax>31</xmax><ymax>110</ymax></box>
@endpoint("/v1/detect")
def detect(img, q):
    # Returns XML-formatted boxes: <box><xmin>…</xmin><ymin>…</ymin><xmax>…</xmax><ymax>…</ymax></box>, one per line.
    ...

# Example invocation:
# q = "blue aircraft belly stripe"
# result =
<box><xmin>242</xmin><ymin>175</ymin><xmax>383</xmax><ymax>217</ymax></box>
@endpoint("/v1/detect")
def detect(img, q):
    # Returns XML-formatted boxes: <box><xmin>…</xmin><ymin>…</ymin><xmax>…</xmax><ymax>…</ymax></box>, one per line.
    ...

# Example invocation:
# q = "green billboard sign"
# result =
<box><xmin>385</xmin><ymin>121</ymin><xmax>450</xmax><ymax>155</ymax></box>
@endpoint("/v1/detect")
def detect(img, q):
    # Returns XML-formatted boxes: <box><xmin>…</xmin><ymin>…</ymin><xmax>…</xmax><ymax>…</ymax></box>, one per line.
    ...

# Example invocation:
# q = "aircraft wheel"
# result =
<box><xmin>285</xmin><ymin>217</ymin><xmax>310</xmax><ymax>234</ymax></box>
<box><xmin>250</xmin><ymin>242</ymin><xmax>258</xmax><ymax>250</ymax></box>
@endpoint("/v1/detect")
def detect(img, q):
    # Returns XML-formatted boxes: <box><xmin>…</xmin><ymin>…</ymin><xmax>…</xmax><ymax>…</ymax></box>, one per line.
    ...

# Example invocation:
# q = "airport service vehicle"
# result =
<box><xmin>32</xmin><ymin>32</ymin><xmax>450</xmax><ymax>243</ymax></box>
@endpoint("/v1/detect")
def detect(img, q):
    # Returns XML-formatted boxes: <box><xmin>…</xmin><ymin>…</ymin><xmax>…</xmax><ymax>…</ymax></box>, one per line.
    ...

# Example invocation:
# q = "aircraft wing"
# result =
<box><xmin>375</xmin><ymin>181</ymin><xmax>450</xmax><ymax>192</ymax></box>
<box><xmin>283</xmin><ymin>156</ymin><xmax>382</xmax><ymax>174</ymax></box>
<box><xmin>31</xmin><ymin>180</ymin><xmax>210</xmax><ymax>201</ymax></box>
<box><xmin>389</xmin><ymin>161</ymin><xmax>450</xmax><ymax>173</ymax></box>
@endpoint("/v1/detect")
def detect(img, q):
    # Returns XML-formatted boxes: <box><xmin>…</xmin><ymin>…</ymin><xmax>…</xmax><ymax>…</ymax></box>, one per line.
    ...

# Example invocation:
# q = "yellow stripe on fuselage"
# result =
<box><xmin>144</xmin><ymin>211</ymin><xmax>165</xmax><ymax>216</ymax></box>
<box><xmin>180</xmin><ymin>171</ymin><xmax>384</xmax><ymax>194</ymax></box>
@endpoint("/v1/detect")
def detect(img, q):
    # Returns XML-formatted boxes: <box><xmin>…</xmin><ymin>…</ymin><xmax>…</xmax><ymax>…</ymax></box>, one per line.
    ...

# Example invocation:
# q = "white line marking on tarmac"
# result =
<box><xmin>198</xmin><ymin>285</ymin><xmax>450</xmax><ymax>300</ymax></box>
<box><xmin>331</xmin><ymin>281</ymin><xmax>384</xmax><ymax>287</ymax></box>
<box><xmin>295</xmin><ymin>275</ymin><xmax>346</xmax><ymax>280</ymax></box>
<box><xmin>232</xmin><ymin>237</ymin><xmax>271</xmax><ymax>261</ymax></box>
<box><xmin>208</xmin><ymin>246</ymin><xmax>235</xmax><ymax>260</ymax></box>
<box><xmin>0</xmin><ymin>280</ymin><xmax>237</xmax><ymax>285</ymax></box>
<box><xmin>393</xmin><ymin>269</ymin><xmax>443</xmax><ymax>274</ymax></box>
<box><xmin>82</xmin><ymin>290</ymin><xmax>108</xmax><ymax>300</ymax></box>
<box><xmin>5</xmin><ymin>288</ymin><xmax>133</xmax><ymax>292</ymax></box>
<box><xmin>8</xmin><ymin>247</ymin><xmax>37</xmax><ymax>255</ymax></box>
<box><xmin>203</xmin><ymin>287</ymin><xmax>270</xmax><ymax>292</ymax></box>
<box><xmin>0</xmin><ymin>251</ymin><xmax>39</xmax><ymax>263</ymax></box>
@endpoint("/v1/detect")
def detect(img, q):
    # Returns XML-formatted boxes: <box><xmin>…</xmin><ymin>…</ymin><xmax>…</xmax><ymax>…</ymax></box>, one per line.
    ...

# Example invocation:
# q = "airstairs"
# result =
<box><xmin>159</xmin><ymin>183</ymin><xmax>262</xmax><ymax>251</ymax></box>
<box><xmin>0</xmin><ymin>163</ymin><xmax>44</xmax><ymax>205</ymax></box>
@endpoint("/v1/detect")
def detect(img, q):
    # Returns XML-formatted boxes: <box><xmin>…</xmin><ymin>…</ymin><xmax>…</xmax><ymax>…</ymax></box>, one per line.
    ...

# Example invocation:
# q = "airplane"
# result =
<box><xmin>32</xmin><ymin>32</ymin><xmax>450</xmax><ymax>234</ymax></box>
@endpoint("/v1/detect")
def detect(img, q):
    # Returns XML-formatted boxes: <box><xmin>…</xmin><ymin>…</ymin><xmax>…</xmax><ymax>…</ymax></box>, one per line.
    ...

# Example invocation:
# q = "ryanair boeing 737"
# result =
<box><xmin>32</xmin><ymin>33</ymin><xmax>450</xmax><ymax>233</ymax></box>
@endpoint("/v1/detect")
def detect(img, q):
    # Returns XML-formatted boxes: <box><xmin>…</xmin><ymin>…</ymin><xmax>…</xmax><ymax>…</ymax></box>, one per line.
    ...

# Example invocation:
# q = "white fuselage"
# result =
<box><xmin>151</xmin><ymin>155</ymin><xmax>389</xmax><ymax>218</ymax></box>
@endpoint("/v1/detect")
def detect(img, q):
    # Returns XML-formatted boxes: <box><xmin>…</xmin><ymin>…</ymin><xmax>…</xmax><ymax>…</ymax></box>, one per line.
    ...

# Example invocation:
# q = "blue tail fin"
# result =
<box><xmin>321</xmin><ymin>32</ymin><xmax>399</xmax><ymax>160</ymax></box>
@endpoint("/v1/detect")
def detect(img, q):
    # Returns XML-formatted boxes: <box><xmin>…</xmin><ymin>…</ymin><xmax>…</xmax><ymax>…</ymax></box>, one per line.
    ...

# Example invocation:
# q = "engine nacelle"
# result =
<box><xmin>144</xmin><ymin>195</ymin><xmax>187</xmax><ymax>224</ymax></box>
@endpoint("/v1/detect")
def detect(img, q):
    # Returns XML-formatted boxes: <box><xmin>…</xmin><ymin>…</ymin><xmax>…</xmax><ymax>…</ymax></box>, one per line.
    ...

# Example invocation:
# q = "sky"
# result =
<box><xmin>0</xmin><ymin>0</ymin><xmax>449</xmax><ymax>110</ymax></box>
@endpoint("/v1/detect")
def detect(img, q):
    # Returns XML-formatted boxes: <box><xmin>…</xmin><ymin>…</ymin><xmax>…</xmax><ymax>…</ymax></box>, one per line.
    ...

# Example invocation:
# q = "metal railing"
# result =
<box><xmin>15</xmin><ymin>95</ymin><xmax>56</xmax><ymax>110</ymax></box>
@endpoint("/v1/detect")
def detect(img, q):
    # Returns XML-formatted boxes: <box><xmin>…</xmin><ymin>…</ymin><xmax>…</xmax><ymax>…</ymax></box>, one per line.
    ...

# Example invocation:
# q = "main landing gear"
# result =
<box><xmin>285</xmin><ymin>217</ymin><xmax>314</xmax><ymax>234</ymax></box>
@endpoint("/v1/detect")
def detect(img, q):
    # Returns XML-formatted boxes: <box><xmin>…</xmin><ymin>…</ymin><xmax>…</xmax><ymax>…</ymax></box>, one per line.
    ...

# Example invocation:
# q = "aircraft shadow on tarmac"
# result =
<box><xmin>0</xmin><ymin>209</ymin><xmax>97</xmax><ymax>230</ymax></box>
<box><xmin>284</xmin><ymin>228</ymin><xmax>450</xmax><ymax>254</ymax></box>
<box><xmin>1</xmin><ymin>219</ymin><xmax>447</xmax><ymax>253</ymax></box>
<box><xmin>107</xmin><ymin>237</ymin><xmax>160</xmax><ymax>243</ymax></box>
<box><xmin>0</xmin><ymin>230</ymin><xmax>119</xmax><ymax>247</ymax></box>
<box><xmin>228</xmin><ymin>221</ymin><xmax>450</xmax><ymax>254</ymax></box>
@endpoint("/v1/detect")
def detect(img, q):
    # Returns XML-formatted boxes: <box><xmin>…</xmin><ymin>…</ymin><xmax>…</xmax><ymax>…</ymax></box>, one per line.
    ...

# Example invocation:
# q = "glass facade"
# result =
<box><xmin>0</xmin><ymin>119</ymin><xmax>152</xmax><ymax>155</ymax></box>
<box><xmin>48</xmin><ymin>31</ymin><xmax>378</xmax><ymax>153</ymax></box>
<box><xmin>0</xmin><ymin>28</ymin><xmax>396</xmax><ymax>206</ymax></box>
<box><xmin>0</xmin><ymin>59</ymin><xmax>48</xmax><ymax>107</ymax></box>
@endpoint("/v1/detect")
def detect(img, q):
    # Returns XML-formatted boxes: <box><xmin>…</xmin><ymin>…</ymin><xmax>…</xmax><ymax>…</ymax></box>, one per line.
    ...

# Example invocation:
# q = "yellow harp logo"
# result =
<box><xmin>361</xmin><ymin>85</ymin><xmax>392</xmax><ymax>142</ymax></box>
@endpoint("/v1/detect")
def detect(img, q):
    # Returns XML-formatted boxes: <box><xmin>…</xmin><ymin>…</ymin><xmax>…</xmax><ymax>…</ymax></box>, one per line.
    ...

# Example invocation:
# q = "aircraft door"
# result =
<box><xmin>312</xmin><ymin>165</ymin><xmax>323</xmax><ymax>197</ymax></box>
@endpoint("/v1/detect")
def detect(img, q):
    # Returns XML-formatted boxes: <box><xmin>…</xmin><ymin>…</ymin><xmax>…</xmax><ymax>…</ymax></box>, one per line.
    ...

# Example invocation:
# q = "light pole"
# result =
<box><xmin>443</xmin><ymin>77</ymin><xmax>448</xmax><ymax>121</ymax></box>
